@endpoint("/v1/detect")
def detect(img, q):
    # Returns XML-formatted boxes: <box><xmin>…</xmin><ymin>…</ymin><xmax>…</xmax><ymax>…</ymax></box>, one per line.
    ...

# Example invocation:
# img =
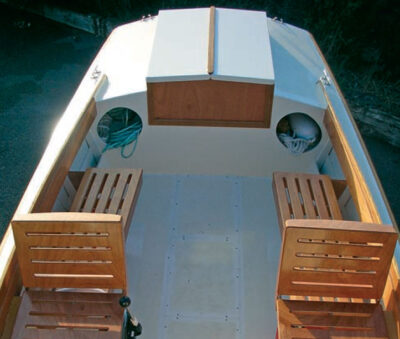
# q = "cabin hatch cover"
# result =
<box><xmin>146</xmin><ymin>7</ymin><xmax>275</xmax><ymax>128</ymax></box>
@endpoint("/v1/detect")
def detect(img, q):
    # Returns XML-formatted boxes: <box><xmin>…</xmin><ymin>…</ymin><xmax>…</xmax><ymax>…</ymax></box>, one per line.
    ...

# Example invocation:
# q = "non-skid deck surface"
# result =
<box><xmin>125</xmin><ymin>175</ymin><xmax>280</xmax><ymax>339</ymax></box>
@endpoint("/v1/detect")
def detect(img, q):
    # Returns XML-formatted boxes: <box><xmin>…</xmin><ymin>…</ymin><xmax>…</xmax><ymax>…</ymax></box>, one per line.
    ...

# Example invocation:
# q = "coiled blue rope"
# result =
<box><xmin>100</xmin><ymin>108</ymin><xmax>142</xmax><ymax>158</ymax></box>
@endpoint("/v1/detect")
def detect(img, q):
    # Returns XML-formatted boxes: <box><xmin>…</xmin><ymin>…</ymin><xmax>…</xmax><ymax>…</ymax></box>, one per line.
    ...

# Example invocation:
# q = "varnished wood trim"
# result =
<box><xmin>208</xmin><ymin>6</ymin><xmax>215</xmax><ymax>75</ymax></box>
<box><xmin>0</xmin><ymin>296</ymin><xmax>21</xmax><ymax>339</ymax></box>
<box><xmin>264</xmin><ymin>84</ymin><xmax>274</xmax><ymax>128</ymax></box>
<box><xmin>331</xmin><ymin>179</ymin><xmax>347</xmax><ymax>198</ymax></box>
<box><xmin>147</xmin><ymin>80</ymin><xmax>155</xmax><ymax>126</ymax></box>
<box><xmin>309</xmin><ymin>32</ymin><xmax>400</xmax><ymax>334</ymax></box>
<box><xmin>0</xmin><ymin>73</ymin><xmax>106</xmax><ymax>335</ymax></box>
<box><xmin>285</xmin><ymin>218</ymin><xmax>396</xmax><ymax>234</ymax></box>
<box><xmin>310</xmin><ymin>31</ymin><xmax>397</xmax><ymax>229</ymax></box>
<box><xmin>13</xmin><ymin>212</ymin><xmax>122</xmax><ymax>223</ymax></box>
<box><xmin>123</xmin><ymin>174</ymin><xmax>142</xmax><ymax>239</ymax></box>
<box><xmin>149</xmin><ymin>117</ymin><xmax>268</xmax><ymax>128</ymax></box>
<box><xmin>324</xmin><ymin>110</ymin><xmax>378</xmax><ymax>222</ymax></box>
<box><xmin>0</xmin><ymin>251</ymin><xmax>21</xmax><ymax>338</ymax></box>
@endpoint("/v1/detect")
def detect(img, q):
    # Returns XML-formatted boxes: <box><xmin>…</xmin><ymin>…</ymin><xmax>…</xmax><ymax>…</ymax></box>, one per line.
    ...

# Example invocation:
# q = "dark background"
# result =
<box><xmin>38</xmin><ymin>0</ymin><xmax>400</xmax><ymax>82</ymax></box>
<box><xmin>0</xmin><ymin>1</ymin><xmax>399</xmax><ymax>237</ymax></box>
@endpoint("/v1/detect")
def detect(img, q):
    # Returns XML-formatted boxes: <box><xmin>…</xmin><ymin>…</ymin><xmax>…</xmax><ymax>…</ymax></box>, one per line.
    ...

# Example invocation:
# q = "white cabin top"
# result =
<box><xmin>97</xmin><ymin>7</ymin><xmax>326</xmax><ymax>109</ymax></box>
<box><xmin>146</xmin><ymin>7</ymin><xmax>275</xmax><ymax>85</ymax></box>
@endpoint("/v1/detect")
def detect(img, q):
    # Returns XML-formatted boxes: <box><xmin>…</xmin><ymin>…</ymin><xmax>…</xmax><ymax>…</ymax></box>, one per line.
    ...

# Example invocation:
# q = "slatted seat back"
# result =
<box><xmin>12</xmin><ymin>212</ymin><xmax>127</xmax><ymax>291</ymax></box>
<box><xmin>277</xmin><ymin>219</ymin><xmax>397</xmax><ymax>300</ymax></box>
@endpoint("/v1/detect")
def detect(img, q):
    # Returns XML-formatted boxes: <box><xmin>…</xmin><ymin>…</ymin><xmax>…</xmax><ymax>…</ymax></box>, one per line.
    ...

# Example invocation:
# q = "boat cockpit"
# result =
<box><xmin>0</xmin><ymin>7</ymin><xmax>399</xmax><ymax>339</ymax></box>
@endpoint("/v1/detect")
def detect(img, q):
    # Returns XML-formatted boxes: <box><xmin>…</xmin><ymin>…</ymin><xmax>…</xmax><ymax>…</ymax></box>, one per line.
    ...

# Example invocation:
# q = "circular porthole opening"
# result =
<box><xmin>97</xmin><ymin>107</ymin><xmax>143</xmax><ymax>158</ymax></box>
<box><xmin>276</xmin><ymin>113</ymin><xmax>321</xmax><ymax>154</ymax></box>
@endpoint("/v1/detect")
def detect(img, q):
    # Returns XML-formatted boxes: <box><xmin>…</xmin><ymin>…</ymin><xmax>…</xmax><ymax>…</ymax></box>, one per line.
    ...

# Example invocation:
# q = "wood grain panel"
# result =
<box><xmin>277</xmin><ymin>219</ymin><xmax>397</xmax><ymax>300</ymax></box>
<box><xmin>147</xmin><ymin>80</ymin><xmax>273</xmax><ymax>127</ymax></box>
<box><xmin>11</xmin><ymin>213</ymin><xmax>126</xmax><ymax>290</ymax></box>
<box><xmin>272</xmin><ymin>172</ymin><xmax>343</xmax><ymax>235</ymax></box>
<box><xmin>383</xmin><ymin>264</ymin><xmax>400</xmax><ymax>337</ymax></box>
<box><xmin>207</xmin><ymin>6</ymin><xmax>215</xmax><ymax>75</ymax></box>
<box><xmin>1</xmin><ymin>284</ymin><xmax>21</xmax><ymax>339</ymax></box>
<box><xmin>324</xmin><ymin>110</ymin><xmax>378</xmax><ymax>222</ymax></box>
<box><xmin>277</xmin><ymin>299</ymin><xmax>388</xmax><ymax>338</ymax></box>
<box><xmin>0</xmin><ymin>297</ymin><xmax>20</xmax><ymax>339</ymax></box>
<box><xmin>12</xmin><ymin>291</ymin><xmax>123</xmax><ymax>339</ymax></box>
<box><xmin>70</xmin><ymin>168</ymin><xmax>142</xmax><ymax>238</ymax></box>
<box><xmin>331</xmin><ymin>179</ymin><xmax>347</xmax><ymax>198</ymax></box>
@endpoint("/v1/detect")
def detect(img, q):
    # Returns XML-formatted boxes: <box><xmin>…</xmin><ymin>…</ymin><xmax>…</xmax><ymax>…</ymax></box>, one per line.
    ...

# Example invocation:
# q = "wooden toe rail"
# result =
<box><xmin>70</xmin><ymin>168</ymin><xmax>142</xmax><ymax>239</ymax></box>
<box><xmin>273</xmin><ymin>172</ymin><xmax>342</xmax><ymax>235</ymax></box>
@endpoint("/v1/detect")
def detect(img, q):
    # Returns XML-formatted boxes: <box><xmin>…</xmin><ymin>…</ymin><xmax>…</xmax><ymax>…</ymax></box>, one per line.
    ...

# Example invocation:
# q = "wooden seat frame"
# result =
<box><xmin>11</xmin><ymin>212</ymin><xmax>128</xmax><ymax>338</ymax></box>
<box><xmin>70</xmin><ymin>167</ymin><xmax>143</xmax><ymax>239</ymax></box>
<box><xmin>272</xmin><ymin>172</ymin><xmax>343</xmax><ymax>236</ymax></box>
<box><xmin>276</xmin><ymin>219</ymin><xmax>398</xmax><ymax>338</ymax></box>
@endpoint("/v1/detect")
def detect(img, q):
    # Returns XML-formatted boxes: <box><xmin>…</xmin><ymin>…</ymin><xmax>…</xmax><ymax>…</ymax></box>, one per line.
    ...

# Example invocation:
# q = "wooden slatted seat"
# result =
<box><xmin>70</xmin><ymin>168</ymin><xmax>142</xmax><ymax>239</ymax></box>
<box><xmin>11</xmin><ymin>213</ymin><xmax>128</xmax><ymax>339</ymax></box>
<box><xmin>276</xmin><ymin>219</ymin><xmax>397</xmax><ymax>338</ymax></box>
<box><xmin>272</xmin><ymin>172</ymin><xmax>342</xmax><ymax>235</ymax></box>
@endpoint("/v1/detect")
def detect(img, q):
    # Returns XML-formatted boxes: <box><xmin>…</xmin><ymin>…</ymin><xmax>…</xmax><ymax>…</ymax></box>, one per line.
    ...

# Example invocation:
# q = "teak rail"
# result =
<box><xmin>308</xmin><ymin>31</ymin><xmax>400</xmax><ymax>336</ymax></box>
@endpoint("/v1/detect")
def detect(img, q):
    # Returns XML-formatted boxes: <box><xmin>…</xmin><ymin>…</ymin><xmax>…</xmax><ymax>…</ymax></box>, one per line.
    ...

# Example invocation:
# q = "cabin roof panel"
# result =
<box><xmin>146</xmin><ymin>8</ymin><xmax>210</xmax><ymax>82</ymax></box>
<box><xmin>211</xmin><ymin>8</ymin><xmax>274</xmax><ymax>85</ymax></box>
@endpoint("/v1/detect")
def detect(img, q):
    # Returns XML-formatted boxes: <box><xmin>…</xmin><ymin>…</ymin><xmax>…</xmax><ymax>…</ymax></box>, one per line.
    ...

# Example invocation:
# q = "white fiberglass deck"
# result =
<box><xmin>125</xmin><ymin>174</ymin><xmax>280</xmax><ymax>338</ymax></box>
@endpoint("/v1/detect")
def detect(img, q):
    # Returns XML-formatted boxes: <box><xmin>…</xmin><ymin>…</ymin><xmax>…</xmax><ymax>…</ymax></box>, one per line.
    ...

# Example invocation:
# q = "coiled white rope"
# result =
<box><xmin>278</xmin><ymin>133</ymin><xmax>316</xmax><ymax>155</ymax></box>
